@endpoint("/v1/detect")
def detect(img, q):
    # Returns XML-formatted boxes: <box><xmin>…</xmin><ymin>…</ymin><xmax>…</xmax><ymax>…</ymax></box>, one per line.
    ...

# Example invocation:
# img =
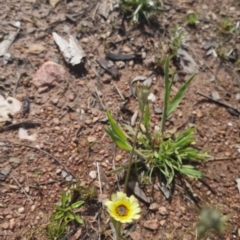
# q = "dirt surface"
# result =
<box><xmin>0</xmin><ymin>0</ymin><xmax>240</xmax><ymax>239</ymax></box>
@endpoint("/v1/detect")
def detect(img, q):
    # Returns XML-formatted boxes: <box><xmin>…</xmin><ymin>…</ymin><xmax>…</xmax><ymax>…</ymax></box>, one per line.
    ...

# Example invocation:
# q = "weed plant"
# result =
<box><xmin>106</xmin><ymin>58</ymin><xmax>210</xmax><ymax>186</ymax></box>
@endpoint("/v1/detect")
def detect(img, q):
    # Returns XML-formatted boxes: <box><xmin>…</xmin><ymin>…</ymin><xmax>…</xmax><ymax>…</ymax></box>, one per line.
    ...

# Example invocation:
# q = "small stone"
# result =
<box><xmin>148</xmin><ymin>93</ymin><xmax>156</xmax><ymax>102</ymax></box>
<box><xmin>122</xmin><ymin>45</ymin><xmax>131</xmax><ymax>53</ymax></box>
<box><xmin>1</xmin><ymin>222</ymin><xmax>9</xmax><ymax>230</ymax></box>
<box><xmin>0</xmin><ymin>167</ymin><xmax>11</xmax><ymax>176</ymax></box>
<box><xmin>66</xmin><ymin>175</ymin><xmax>73</xmax><ymax>182</ymax></box>
<box><xmin>53</xmin><ymin>118</ymin><xmax>60</xmax><ymax>125</ymax></box>
<box><xmin>141</xmin><ymin>52</ymin><xmax>146</xmax><ymax>59</ymax></box>
<box><xmin>225</xmin><ymin>152</ymin><xmax>231</xmax><ymax>157</ymax></box>
<box><xmin>33</xmin><ymin>61</ymin><xmax>65</xmax><ymax>88</ymax></box>
<box><xmin>87</xmin><ymin>136</ymin><xmax>97</xmax><ymax>143</ymax></box>
<box><xmin>158</xmin><ymin>206</ymin><xmax>168</xmax><ymax>215</ymax></box>
<box><xmin>9</xmin><ymin>218</ymin><xmax>15</xmax><ymax>230</ymax></box>
<box><xmin>236</xmin><ymin>93</ymin><xmax>240</xmax><ymax>102</ymax></box>
<box><xmin>173</xmin><ymin>221</ymin><xmax>182</xmax><ymax>229</ymax></box>
<box><xmin>178</xmin><ymin>111</ymin><xmax>183</xmax><ymax>117</ymax></box>
<box><xmin>9</xmin><ymin>158</ymin><xmax>20</xmax><ymax>168</ymax></box>
<box><xmin>129</xmin><ymin>60</ymin><xmax>134</xmax><ymax>67</ymax></box>
<box><xmin>31</xmin><ymin>205</ymin><xmax>36</xmax><ymax>212</ymax></box>
<box><xmin>159</xmin><ymin>220</ymin><xmax>166</xmax><ymax>226</ymax></box>
<box><xmin>0</xmin><ymin>167</ymin><xmax>11</xmax><ymax>180</ymax></box>
<box><xmin>24</xmin><ymin>186</ymin><xmax>30</xmax><ymax>193</ymax></box>
<box><xmin>115</xmin><ymin>61</ymin><xmax>125</xmax><ymax>68</ymax></box>
<box><xmin>153</xmin><ymin>105</ymin><xmax>162</xmax><ymax>114</ymax></box>
<box><xmin>89</xmin><ymin>171</ymin><xmax>97</xmax><ymax>179</ymax></box>
<box><xmin>143</xmin><ymin>219</ymin><xmax>158</xmax><ymax>230</ymax></box>
<box><xmin>149</xmin><ymin>202</ymin><xmax>159</xmax><ymax>211</ymax></box>
<box><xmin>130</xmin><ymin>230</ymin><xmax>141</xmax><ymax>240</ymax></box>
<box><xmin>211</xmin><ymin>91</ymin><xmax>220</xmax><ymax>100</ymax></box>
<box><xmin>80</xmin><ymin>37</ymin><xmax>89</xmax><ymax>43</ymax></box>
<box><xmin>115</xmin><ymin>155</ymin><xmax>122</xmax><ymax>162</ymax></box>
<box><xmin>68</xmin><ymin>93</ymin><xmax>75</xmax><ymax>101</ymax></box>
<box><xmin>61</xmin><ymin>170</ymin><xmax>68</xmax><ymax>178</ymax></box>
<box><xmin>18</xmin><ymin>207</ymin><xmax>25</xmax><ymax>214</ymax></box>
<box><xmin>56</xmin><ymin>169</ymin><xmax>62</xmax><ymax>175</ymax></box>
<box><xmin>51</xmin><ymin>98</ymin><xmax>59</xmax><ymax>105</ymax></box>
<box><xmin>197</xmin><ymin>110</ymin><xmax>203</xmax><ymax>118</ymax></box>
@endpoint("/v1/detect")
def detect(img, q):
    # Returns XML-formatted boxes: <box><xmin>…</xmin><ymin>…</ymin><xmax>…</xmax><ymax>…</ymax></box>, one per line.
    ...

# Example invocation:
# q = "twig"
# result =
<box><xmin>94</xmin><ymin>87</ymin><xmax>106</xmax><ymax>110</ymax></box>
<box><xmin>96</xmin><ymin>162</ymin><xmax>103</xmax><ymax>197</ymax></box>
<box><xmin>0</xmin><ymin>140</ymin><xmax>76</xmax><ymax>179</ymax></box>
<box><xmin>205</xmin><ymin>156</ymin><xmax>238</xmax><ymax>162</ymax></box>
<box><xmin>12</xmin><ymin>176</ymin><xmax>33</xmax><ymax>204</ymax></box>
<box><xmin>14</xmin><ymin>71</ymin><xmax>23</xmax><ymax>96</ymax></box>
<box><xmin>197</xmin><ymin>91</ymin><xmax>240</xmax><ymax>115</ymax></box>
<box><xmin>113</xmin><ymin>83</ymin><xmax>125</xmax><ymax>101</ymax></box>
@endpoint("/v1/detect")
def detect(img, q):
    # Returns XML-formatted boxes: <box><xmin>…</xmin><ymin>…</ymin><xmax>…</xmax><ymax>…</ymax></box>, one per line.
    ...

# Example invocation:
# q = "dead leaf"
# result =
<box><xmin>177</xmin><ymin>48</ymin><xmax>199</xmax><ymax>74</ymax></box>
<box><xmin>98</xmin><ymin>1</ymin><xmax>111</xmax><ymax>19</ymax></box>
<box><xmin>0</xmin><ymin>95</ymin><xmax>22</xmax><ymax>123</ymax></box>
<box><xmin>0</xmin><ymin>31</ymin><xmax>18</xmax><ymax>56</ymax></box>
<box><xmin>52</xmin><ymin>32</ymin><xmax>86</xmax><ymax>66</ymax></box>
<box><xmin>128</xmin><ymin>181</ymin><xmax>150</xmax><ymax>203</ymax></box>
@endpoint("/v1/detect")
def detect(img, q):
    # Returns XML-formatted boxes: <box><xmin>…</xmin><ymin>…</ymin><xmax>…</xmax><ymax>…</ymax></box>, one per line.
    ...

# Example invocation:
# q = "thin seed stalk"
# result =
<box><xmin>123</xmin><ymin>108</ymin><xmax>145</xmax><ymax>193</ymax></box>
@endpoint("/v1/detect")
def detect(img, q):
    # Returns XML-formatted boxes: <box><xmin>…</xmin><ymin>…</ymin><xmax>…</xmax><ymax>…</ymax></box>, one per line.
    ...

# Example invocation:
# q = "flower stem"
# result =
<box><xmin>115</xmin><ymin>221</ymin><xmax>122</xmax><ymax>240</ymax></box>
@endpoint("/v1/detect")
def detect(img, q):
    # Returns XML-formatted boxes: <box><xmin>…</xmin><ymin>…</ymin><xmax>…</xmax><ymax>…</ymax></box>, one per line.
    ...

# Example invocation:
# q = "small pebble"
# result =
<box><xmin>143</xmin><ymin>219</ymin><xmax>158</xmax><ymax>230</ymax></box>
<box><xmin>89</xmin><ymin>171</ymin><xmax>97</xmax><ymax>179</ymax></box>
<box><xmin>18</xmin><ymin>207</ymin><xmax>25</xmax><ymax>214</ymax></box>
<box><xmin>87</xmin><ymin>136</ymin><xmax>97</xmax><ymax>143</ymax></box>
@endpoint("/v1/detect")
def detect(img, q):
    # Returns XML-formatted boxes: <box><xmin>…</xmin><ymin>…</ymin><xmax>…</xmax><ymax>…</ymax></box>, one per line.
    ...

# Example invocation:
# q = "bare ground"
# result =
<box><xmin>0</xmin><ymin>0</ymin><xmax>240</xmax><ymax>239</ymax></box>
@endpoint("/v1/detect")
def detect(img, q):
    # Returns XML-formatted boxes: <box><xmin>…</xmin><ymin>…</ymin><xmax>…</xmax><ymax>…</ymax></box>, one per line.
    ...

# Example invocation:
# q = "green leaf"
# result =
<box><xmin>70</xmin><ymin>201</ymin><xmax>84</xmax><ymax>209</ymax></box>
<box><xmin>55</xmin><ymin>206</ymin><xmax>65</xmax><ymax>212</ymax></box>
<box><xmin>161</xmin><ymin>57</ymin><xmax>170</xmax><ymax>134</ymax></box>
<box><xmin>167</xmin><ymin>74</ymin><xmax>195</xmax><ymax>116</ymax></box>
<box><xmin>106</xmin><ymin>127</ymin><xmax>132</xmax><ymax>151</ymax></box>
<box><xmin>61</xmin><ymin>192</ymin><xmax>67</xmax><ymax>208</ymax></box>
<box><xmin>75</xmin><ymin>214</ymin><xmax>83</xmax><ymax>224</ymax></box>
<box><xmin>143</xmin><ymin>103</ymin><xmax>150</xmax><ymax>129</ymax></box>
<box><xmin>106</xmin><ymin>111</ymin><xmax>132</xmax><ymax>151</ymax></box>
<box><xmin>106</xmin><ymin>110</ymin><xmax>127</xmax><ymax>141</ymax></box>
<box><xmin>65</xmin><ymin>212</ymin><xmax>75</xmax><ymax>222</ymax></box>
<box><xmin>53</xmin><ymin>212</ymin><xmax>64</xmax><ymax>220</ymax></box>
<box><xmin>179</xmin><ymin>165</ymin><xmax>203</xmax><ymax>178</ymax></box>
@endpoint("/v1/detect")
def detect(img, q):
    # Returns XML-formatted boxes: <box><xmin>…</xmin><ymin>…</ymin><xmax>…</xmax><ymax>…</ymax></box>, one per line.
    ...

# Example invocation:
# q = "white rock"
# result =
<box><xmin>89</xmin><ymin>171</ymin><xmax>97</xmax><ymax>179</ymax></box>
<box><xmin>148</xmin><ymin>93</ymin><xmax>156</xmax><ymax>102</ymax></box>
<box><xmin>18</xmin><ymin>207</ymin><xmax>25</xmax><ymax>214</ymax></box>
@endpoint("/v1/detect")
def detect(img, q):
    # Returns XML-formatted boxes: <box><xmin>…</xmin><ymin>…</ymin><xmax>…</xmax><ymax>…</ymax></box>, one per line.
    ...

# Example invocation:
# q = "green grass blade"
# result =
<box><xmin>167</xmin><ymin>74</ymin><xmax>195</xmax><ymax>116</ymax></box>
<box><xmin>106</xmin><ymin>111</ymin><xmax>127</xmax><ymax>142</ymax></box>
<box><xmin>71</xmin><ymin>201</ymin><xmax>84</xmax><ymax>209</ymax></box>
<box><xmin>161</xmin><ymin>57</ymin><xmax>170</xmax><ymax>134</ymax></box>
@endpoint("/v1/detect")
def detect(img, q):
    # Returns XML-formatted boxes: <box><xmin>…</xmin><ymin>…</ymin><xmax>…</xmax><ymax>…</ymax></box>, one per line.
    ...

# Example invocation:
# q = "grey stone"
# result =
<box><xmin>9</xmin><ymin>158</ymin><xmax>20</xmax><ymax>168</ymax></box>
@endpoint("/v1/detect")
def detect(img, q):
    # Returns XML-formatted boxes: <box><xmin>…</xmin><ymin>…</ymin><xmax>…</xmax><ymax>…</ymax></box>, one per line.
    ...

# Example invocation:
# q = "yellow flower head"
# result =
<box><xmin>105</xmin><ymin>192</ymin><xmax>141</xmax><ymax>223</ymax></box>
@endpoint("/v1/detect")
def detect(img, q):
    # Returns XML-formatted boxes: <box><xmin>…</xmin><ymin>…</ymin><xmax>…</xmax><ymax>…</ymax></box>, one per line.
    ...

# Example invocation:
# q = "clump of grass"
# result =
<box><xmin>196</xmin><ymin>208</ymin><xmax>231</xmax><ymax>239</ymax></box>
<box><xmin>45</xmin><ymin>191</ymin><xmax>84</xmax><ymax>240</ymax></box>
<box><xmin>218</xmin><ymin>17</ymin><xmax>236</xmax><ymax>34</ymax></box>
<box><xmin>170</xmin><ymin>25</ymin><xmax>186</xmax><ymax>58</ymax></box>
<box><xmin>106</xmin><ymin>58</ymin><xmax>210</xmax><ymax>187</ymax></box>
<box><xmin>119</xmin><ymin>0</ymin><xmax>163</xmax><ymax>23</ymax></box>
<box><xmin>186</xmin><ymin>10</ymin><xmax>198</xmax><ymax>26</ymax></box>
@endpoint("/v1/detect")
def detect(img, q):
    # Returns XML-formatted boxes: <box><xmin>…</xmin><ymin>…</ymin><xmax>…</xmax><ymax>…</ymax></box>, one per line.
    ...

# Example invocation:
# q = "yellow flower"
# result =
<box><xmin>105</xmin><ymin>192</ymin><xmax>141</xmax><ymax>223</ymax></box>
